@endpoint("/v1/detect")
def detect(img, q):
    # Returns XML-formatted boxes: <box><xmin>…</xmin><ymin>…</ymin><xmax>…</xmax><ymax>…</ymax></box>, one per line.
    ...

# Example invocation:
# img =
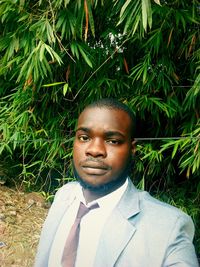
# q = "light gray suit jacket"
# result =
<box><xmin>34</xmin><ymin>179</ymin><xmax>199</xmax><ymax>267</ymax></box>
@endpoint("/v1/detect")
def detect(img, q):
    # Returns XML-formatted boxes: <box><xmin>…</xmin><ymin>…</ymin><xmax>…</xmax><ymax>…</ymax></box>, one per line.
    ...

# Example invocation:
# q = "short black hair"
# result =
<box><xmin>83</xmin><ymin>98</ymin><xmax>135</xmax><ymax>139</ymax></box>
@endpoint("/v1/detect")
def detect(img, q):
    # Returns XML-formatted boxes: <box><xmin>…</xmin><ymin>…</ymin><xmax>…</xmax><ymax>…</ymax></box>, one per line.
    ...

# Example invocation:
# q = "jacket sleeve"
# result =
<box><xmin>34</xmin><ymin>182</ymin><xmax>77</xmax><ymax>267</ymax></box>
<box><xmin>163</xmin><ymin>214</ymin><xmax>199</xmax><ymax>267</ymax></box>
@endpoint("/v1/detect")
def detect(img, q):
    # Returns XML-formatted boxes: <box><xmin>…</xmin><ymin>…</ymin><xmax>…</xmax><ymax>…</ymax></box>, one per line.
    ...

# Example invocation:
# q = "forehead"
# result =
<box><xmin>77</xmin><ymin>107</ymin><xmax>132</xmax><ymax>134</ymax></box>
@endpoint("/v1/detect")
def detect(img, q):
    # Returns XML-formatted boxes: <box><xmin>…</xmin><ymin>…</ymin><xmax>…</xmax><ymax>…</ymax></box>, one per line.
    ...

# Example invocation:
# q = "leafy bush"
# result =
<box><xmin>0</xmin><ymin>0</ymin><xmax>199</xmax><ymax>254</ymax></box>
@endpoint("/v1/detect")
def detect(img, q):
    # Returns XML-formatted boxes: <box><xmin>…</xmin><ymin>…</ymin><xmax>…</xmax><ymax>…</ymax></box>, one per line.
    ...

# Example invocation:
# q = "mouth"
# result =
<box><xmin>81</xmin><ymin>162</ymin><xmax>111</xmax><ymax>175</ymax></box>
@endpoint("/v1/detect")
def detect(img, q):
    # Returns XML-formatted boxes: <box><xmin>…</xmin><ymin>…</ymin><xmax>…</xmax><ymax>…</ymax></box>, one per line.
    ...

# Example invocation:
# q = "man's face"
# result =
<box><xmin>73</xmin><ymin>107</ymin><xmax>135</xmax><ymax>192</ymax></box>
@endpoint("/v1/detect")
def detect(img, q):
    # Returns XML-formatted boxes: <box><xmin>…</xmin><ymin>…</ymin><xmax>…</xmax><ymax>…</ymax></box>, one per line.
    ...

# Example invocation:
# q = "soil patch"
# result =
<box><xmin>0</xmin><ymin>185</ymin><xmax>49</xmax><ymax>267</ymax></box>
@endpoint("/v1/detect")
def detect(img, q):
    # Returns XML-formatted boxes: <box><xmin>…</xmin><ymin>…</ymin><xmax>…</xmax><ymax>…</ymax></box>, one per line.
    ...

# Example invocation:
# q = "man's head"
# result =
<box><xmin>73</xmin><ymin>98</ymin><xmax>136</xmax><ymax>194</ymax></box>
<box><xmin>84</xmin><ymin>98</ymin><xmax>135</xmax><ymax>139</ymax></box>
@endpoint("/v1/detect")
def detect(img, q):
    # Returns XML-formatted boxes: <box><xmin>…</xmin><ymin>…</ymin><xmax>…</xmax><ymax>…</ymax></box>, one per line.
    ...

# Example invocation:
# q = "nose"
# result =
<box><xmin>85</xmin><ymin>138</ymin><xmax>107</xmax><ymax>158</ymax></box>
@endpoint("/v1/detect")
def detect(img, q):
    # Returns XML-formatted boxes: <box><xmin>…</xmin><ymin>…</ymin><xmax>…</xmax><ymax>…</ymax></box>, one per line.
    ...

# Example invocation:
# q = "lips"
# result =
<box><xmin>82</xmin><ymin>163</ymin><xmax>108</xmax><ymax>170</ymax></box>
<box><xmin>82</xmin><ymin>166</ymin><xmax>108</xmax><ymax>175</ymax></box>
<box><xmin>81</xmin><ymin>160</ymin><xmax>111</xmax><ymax>175</ymax></box>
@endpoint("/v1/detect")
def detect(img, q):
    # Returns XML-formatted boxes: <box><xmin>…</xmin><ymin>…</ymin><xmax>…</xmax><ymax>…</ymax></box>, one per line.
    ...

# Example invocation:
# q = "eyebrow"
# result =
<box><xmin>76</xmin><ymin>127</ymin><xmax>125</xmax><ymax>138</ymax></box>
<box><xmin>104</xmin><ymin>131</ymin><xmax>125</xmax><ymax>138</ymax></box>
<box><xmin>76</xmin><ymin>127</ymin><xmax>90</xmax><ymax>133</ymax></box>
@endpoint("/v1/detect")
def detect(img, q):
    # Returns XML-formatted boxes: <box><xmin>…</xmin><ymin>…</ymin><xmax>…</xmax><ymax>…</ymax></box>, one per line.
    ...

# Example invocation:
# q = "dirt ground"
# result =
<box><xmin>0</xmin><ymin>185</ymin><xmax>49</xmax><ymax>267</ymax></box>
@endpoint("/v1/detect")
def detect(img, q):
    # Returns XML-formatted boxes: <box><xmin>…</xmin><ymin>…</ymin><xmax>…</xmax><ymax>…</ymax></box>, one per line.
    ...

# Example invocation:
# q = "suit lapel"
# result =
<box><xmin>94</xmin><ymin>179</ymin><xmax>141</xmax><ymax>267</ymax></box>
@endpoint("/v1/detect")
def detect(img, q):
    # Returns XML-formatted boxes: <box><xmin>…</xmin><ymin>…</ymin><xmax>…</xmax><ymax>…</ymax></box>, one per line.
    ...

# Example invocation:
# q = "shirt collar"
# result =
<box><xmin>77</xmin><ymin>179</ymin><xmax>128</xmax><ymax>210</ymax></box>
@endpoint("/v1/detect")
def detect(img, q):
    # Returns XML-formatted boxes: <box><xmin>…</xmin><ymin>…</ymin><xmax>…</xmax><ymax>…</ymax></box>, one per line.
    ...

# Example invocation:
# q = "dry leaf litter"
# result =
<box><xmin>0</xmin><ymin>185</ymin><xmax>49</xmax><ymax>267</ymax></box>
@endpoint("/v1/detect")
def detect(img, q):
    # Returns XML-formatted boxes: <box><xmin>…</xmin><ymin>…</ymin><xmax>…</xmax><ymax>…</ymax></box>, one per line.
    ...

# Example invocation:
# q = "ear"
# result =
<box><xmin>131</xmin><ymin>139</ymin><xmax>136</xmax><ymax>155</ymax></box>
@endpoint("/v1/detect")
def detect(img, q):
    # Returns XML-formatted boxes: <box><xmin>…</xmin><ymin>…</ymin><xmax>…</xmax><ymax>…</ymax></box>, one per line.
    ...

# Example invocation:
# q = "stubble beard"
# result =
<box><xmin>72</xmin><ymin>156</ymin><xmax>133</xmax><ymax>195</ymax></box>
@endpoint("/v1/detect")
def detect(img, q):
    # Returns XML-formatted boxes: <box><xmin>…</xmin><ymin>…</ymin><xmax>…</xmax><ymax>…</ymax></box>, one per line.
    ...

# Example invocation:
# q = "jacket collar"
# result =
<box><xmin>93</xmin><ymin>178</ymin><xmax>141</xmax><ymax>267</ymax></box>
<box><xmin>117</xmin><ymin>177</ymin><xmax>141</xmax><ymax>219</ymax></box>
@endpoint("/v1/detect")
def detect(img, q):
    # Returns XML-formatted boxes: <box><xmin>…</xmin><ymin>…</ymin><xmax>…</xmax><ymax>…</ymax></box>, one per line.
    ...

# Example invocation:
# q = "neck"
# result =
<box><xmin>82</xmin><ymin>180</ymin><xmax>126</xmax><ymax>204</ymax></box>
<box><xmin>82</xmin><ymin>189</ymin><xmax>106</xmax><ymax>204</ymax></box>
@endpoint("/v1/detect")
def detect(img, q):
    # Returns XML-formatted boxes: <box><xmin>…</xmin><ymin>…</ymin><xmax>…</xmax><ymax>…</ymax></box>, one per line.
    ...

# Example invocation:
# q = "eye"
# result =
<box><xmin>106</xmin><ymin>139</ymin><xmax>122</xmax><ymax>145</ymax></box>
<box><xmin>78</xmin><ymin>135</ymin><xmax>90</xmax><ymax>142</ymax></box>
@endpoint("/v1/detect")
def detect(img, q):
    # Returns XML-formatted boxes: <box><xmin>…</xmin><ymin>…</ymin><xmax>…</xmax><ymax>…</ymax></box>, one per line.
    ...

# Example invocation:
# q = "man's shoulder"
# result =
<box><xmin>54</xmin><ymin>180</ymin><xmax>79</xmax><ymax>201</ymax></box>
<box><xmin>59</xmin><ymin>180</ymin><xmax>79</xmax><ymax>191</ymax></box>
<box><xmin>138</xmin><ymin>190</ymin><xmax>192</xmax><ymax>226</ymax></box>
<box><xmin>127</xmin><ymin>181</ymin><xmax>189</xmax><ymax>220</ymax></box>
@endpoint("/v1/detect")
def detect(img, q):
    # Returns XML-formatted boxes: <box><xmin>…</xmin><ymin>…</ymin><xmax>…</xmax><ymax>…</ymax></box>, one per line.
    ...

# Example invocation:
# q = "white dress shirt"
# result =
<box><xmin>48</xmin><ymin>179</ymin><xmax>128</xmax><ymax>267</ymax></box>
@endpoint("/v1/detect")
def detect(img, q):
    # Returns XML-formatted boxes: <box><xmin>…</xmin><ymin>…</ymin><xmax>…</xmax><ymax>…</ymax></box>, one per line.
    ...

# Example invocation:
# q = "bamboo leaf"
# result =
<box><xmin>63</xmin><ymin>83</ymin><xmax>69</xmax><ymax>96</ymax></box>
<box><xmin>153</xmin><ymin>0</ymin><xmax>161</xmax><ymax>5</ymax></box>
<box><xmin>84</xmin><ymin>0</ymin><xmax>89</xmax><ymax>41</ymax></box>
<box><xmin>87</xmin><ymin>0</ymin><xmax>95</xmax><ymax>38</ymax></box>
<box><xmin>172</xmin><ymin>142</ymin><xmax>179</xmax><ymax>159</ymax></box>
<box><xmin>39</xmin><ymin>43</ymin><xmax>45</xmax><ymax>61</ymax></box>
<box><xmin>44</xmin><ymin>44</ymin><xmax>63</xmax><ymax>65</ymax></box>
<box><xmin>78</xmin><ymin>45</ymin><xmax>93</xmax><ymax>68</ymax></box>
<box><xmin>119</xmin><ymin>0</ymin><xmax>132</xmax><ymax>19</ymax></box>
<box><xmin>142</xmin><ymin>0</ymin><xmax>152</xmax><ymax>31</ymax></box>
<box><xmin>142</xmin><ymin>0</ymin><xmax>148</xmax><ymax>31</ymax></box>
<box><xmin>42</xmin><ymin>82</ymin><xmax>65</xmax><ymax>87</ymax></box>
<box><xmin>46</xmin><ymin>20</ymin><xmax>56</xmax><ymax>43</ymax></box>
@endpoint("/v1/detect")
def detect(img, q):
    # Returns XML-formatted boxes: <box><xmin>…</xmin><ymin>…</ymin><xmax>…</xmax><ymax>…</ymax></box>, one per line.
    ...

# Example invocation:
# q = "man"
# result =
<box><xmin>34</xmin><ymin>98</ymin><xmax>199</xmax><ymax>267</ymax></box>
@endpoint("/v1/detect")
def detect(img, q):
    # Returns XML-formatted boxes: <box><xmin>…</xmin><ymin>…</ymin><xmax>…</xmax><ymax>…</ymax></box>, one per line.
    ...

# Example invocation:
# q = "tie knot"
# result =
<box><xmin>76</xmin><ymin>202</ymin><xmax>99</xmax><ymax>219</ymax></box>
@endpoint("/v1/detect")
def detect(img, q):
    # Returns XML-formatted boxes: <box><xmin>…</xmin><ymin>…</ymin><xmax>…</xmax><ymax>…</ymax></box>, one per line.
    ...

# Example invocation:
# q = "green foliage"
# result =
<box><xmin>0</xmin><ymin>0</ymin><xmax>199</xmax><ymax>253</ymax></box>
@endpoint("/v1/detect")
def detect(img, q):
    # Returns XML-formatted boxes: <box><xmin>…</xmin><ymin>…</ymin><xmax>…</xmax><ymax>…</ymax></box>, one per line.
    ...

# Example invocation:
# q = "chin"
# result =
<box><xmin>72</xmin><ymin>157</ymin><xmax>133</xmax><ymax>194</ymax></box>
<box><xmin>73</xmin><ymin>169</ymin><xmax>127</xmax><ymax>194</ymax></box>
<box><xmin>79</xmin><ymin>177</ymin><xmax>114</xmax><ymax>193</ymax></box>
